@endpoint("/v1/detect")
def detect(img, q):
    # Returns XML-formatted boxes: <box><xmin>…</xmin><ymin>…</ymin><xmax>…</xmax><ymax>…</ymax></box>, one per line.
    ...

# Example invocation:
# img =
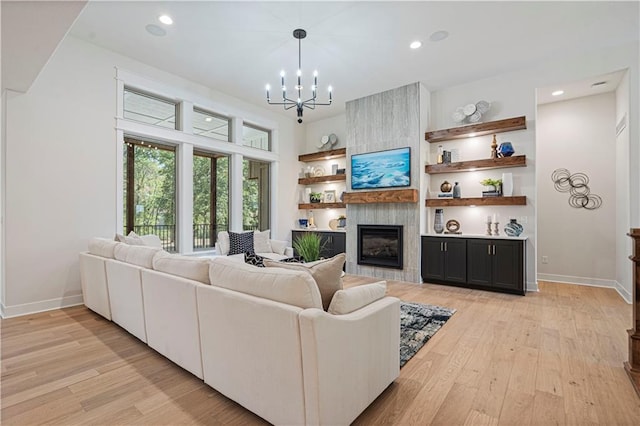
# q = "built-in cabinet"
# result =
<box><xmin>292</xmin><ymin>230</ymin><xmax>346</xmax><ymax>259</ymax></box>
<box><xmin>421</xmin><ymin>235</ymin><xmax>526</xmax><ymax>295</ymax></box>
<box><xmin>424</xmin><ymin>116</ymin><xmax>528</xmax><ymax>207</ymax></box>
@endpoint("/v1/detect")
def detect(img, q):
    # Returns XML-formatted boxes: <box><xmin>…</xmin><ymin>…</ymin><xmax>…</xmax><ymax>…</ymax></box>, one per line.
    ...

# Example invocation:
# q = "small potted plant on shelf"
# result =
<box><xmin>309</xmin><ymin>192</ymin><xmax>323</xmax><ymax>203</ymax></box>
<box><xmin>337</xmin><ymin>215</ymin><xmax>346</xmax><ymax>228</ymax></box>
<box><xmin>480</xmin><ymin>178</ymin><xmax>502</xmax><ymax>197</ymax></box>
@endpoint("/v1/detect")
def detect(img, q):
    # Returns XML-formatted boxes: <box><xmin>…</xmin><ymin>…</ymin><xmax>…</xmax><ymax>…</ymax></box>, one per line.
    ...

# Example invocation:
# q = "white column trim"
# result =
<box><xmin>178</xmin><ymin>143</ymin><xmax>194</xmax><ymax>253</ymax></box>
<box><xmin>230</xmin><ymin>153</ymin><xmax>244</xmax><ymax>232</ymax></box>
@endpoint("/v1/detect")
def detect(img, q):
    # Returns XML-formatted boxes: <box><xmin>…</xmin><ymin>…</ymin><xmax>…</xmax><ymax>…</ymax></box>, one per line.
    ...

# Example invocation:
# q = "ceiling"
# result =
<box><xmin>6</xmin><ymin>1</ymin><xmax>640</xmax><ymax>123</ymax></box>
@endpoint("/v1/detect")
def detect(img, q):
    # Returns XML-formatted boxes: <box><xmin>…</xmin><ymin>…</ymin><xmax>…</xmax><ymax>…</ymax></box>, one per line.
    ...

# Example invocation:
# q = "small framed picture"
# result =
<box><xmin>324</xmin><ymin>190</ymin><xmax>336</xmax><ymax>203</ymax></box>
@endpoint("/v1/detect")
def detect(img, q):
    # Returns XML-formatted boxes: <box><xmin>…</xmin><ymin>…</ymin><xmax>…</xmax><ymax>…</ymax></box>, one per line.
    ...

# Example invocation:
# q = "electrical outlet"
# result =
<box><xmin>541</xmin><ymin>256</ymin><xmax>548</xmax><ymax>264</ymax></box>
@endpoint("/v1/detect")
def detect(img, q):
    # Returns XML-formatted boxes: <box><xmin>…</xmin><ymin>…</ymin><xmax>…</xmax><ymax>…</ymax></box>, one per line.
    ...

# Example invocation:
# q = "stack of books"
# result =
<box><xmin>482</xmin><ymin>190</ymin><xmax>502</xmax><ymax>197</ymax></box>
<box><xmin>437</xmin><ymin>193</ymin><xmax>453</xmax><ymax>198</ymax></box>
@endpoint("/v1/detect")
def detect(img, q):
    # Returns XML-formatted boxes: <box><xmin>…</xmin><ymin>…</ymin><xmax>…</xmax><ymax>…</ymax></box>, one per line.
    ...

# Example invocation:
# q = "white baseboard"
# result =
<box><xmin>614</xmin><ymin>281</ymin><xmax>632</xmax><ymax>304</ymax></box>
<box><xmin>537</xmin><ymin>274</ymin><xmax>631</xmax><ymax>303</ymax></box>
<box><xmin>526</xmin><ymin>281</ymin><xmax>539</xmax><ymax>292</ymax></box>
<box><xmin>1</xmin><ymin>294</ymin><xmax>84</xmax><ymax>319</ymax></box>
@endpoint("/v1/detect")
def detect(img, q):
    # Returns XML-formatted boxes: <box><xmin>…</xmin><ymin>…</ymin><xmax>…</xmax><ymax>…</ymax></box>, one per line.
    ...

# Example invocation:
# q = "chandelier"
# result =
<box><xmin>265</xmin><ymin>29</ymin><xmax>332</xmax><ymax>123</ymax></box>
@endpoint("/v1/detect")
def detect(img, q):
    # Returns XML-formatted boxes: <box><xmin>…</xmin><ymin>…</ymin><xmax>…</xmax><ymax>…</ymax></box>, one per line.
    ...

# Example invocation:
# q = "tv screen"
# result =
<box><xmin>351</xmin><ymin>147</ymin><xmax>411</xmax><ymax>190</ymax></box>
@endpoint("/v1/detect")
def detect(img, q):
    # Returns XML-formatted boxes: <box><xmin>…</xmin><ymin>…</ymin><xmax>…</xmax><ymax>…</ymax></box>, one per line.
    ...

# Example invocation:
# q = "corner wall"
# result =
<box><xmin>345</xmin><ymin>83</ymin><xmax>423</xmax><ymax>282</ymax></box>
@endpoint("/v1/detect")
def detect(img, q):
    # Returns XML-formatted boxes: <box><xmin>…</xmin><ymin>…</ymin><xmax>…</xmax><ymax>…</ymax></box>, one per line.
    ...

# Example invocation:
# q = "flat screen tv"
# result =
<box><xmin>351</xmin><ymin>147</ymin><xmax>411</xmax><ymax>190</ymax></box>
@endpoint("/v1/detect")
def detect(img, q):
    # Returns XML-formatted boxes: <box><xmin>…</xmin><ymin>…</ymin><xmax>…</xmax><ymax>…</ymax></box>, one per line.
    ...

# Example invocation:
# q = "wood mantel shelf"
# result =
<box><xmin>298</xmin><ymin>148</ymin><xmax>346</xmax><ymax>162</ymax></box>
<box><xmin>298</xmin><ymin>202</ymin><xmax>346</xmax><ymax>209</ymax></box>
<box><xmin>343</xmin><ymin>189</ymin><xmax>418</xmax><ymax>204</ymax></box>
<box><xmin>425</xmin><ymin>155</ymin><xmax>526</xmax><ymax>174</ymax></box>
<box><xmin>425</xmin><ymin>116</ymin><xmax>527</xmax><ymax>143</ymax></box>
<box><xmin>425</xmin><ymin>196</ymin><xmax>526</xmax><ymax>207</ymax></box>
<box><xmin>298</xmin><ymin>174</ymin><xmax>346</xmax><ymax>185</ymax></box>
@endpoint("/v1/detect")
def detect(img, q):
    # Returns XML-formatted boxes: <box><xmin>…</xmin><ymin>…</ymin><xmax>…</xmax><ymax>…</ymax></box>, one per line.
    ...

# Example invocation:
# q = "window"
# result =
<box><xmin>193</xmin><ymin>109</ymin><xmax>230</xmax><ymax>141</ymax></box>
<box><xmin>193</xmin><ymin>151</ymin><xmax>229</xmax><ymax>250</ymax></box>
<box><xmin>243</xmin><ymin>159</ymin><xmax>270</xmax><ymax>231</ymax></box>
<box><xmin>123</xmin><ymin>137</ymin><xmax>177</xmax><ymax>251</ymax></box>
<box><xmin>124</xmin><ymin>88</ymin><xmax>177</xmax><ymax>129</ymax></box>
<box><xmin>242</xmin><ymin>123</ymin><xmax>271</xmax><ymax>151</ymax></box>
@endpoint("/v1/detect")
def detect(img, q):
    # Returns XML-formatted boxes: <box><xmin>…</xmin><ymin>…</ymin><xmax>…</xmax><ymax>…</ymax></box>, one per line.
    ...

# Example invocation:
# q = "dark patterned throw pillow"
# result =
<box><xmin>228</xmin><ymin>231</ymin><xmax>254</xmax><ymax>255</ymax></box>
<box><xmin>244</xmin><ymin>252</ymin><xmax>265</xmax><ymax>267</ymax></box>
<box><xmin>280</xmin><ymin>256</ymin><xmax>304</xmax><ymax>263</ymax></box>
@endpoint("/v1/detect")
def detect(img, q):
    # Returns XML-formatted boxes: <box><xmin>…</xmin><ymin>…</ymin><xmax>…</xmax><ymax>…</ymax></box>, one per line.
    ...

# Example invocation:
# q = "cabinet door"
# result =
<box><xmin>466</xmin><ymin>239</ymin><xmax>493</xmax><ymax>286</ymax></box>
<box><xmin>421</xmin><ymin>237</ymin><xmax>445</xmax><ymax>281</ymax></box>
<box><xmin>492</xmin><ymin>240</ymin><xmax>524</xmax><ymax>292</ymax></box>
<box><xmin>328</xmin><ymin>233</ymin><xmax>346</xmax><ymax>256</ymax></box>
<box><xmin>443</xmin><ymin>239</ymin><xmax>466</xmax><ymax>283</ymax></box>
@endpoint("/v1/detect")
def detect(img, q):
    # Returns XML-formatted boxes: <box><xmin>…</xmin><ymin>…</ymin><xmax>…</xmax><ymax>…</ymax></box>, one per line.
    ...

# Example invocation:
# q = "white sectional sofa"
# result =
<box><xmin>79</xmin><ymin>237</ymin><xmax>400</xmax><ymax>425</ymax></box>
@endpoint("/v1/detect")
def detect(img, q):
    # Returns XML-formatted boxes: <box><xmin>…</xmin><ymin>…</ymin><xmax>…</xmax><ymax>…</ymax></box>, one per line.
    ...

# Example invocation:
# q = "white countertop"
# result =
<box><xmin>421</xmin><ymin>233</ymin><xmax>528</xmax><ymax>241</ymax></box>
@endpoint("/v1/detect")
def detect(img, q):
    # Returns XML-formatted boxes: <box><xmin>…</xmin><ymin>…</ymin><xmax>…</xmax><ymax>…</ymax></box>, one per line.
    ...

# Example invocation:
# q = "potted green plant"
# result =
<box><xmin>309</xmin><ymin>192</ymin><xmax>323</xmax><ymax>203</ymax></box>
<box><xmin>480</xmin><ymin>178</ymin><xmax>502</xmax><ymax>192</ymax></box>
<box><xmin>292</xmin><ymin>232</ymin><xmax>326</xmax><ymax>262</ymax></box>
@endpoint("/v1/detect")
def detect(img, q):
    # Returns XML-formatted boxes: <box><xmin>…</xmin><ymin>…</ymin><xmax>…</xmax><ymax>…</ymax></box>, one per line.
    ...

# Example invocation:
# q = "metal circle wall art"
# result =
<box><xmin>551</xmin><ymin>168</ymin><xmax>602</xmax><ymax>210</ymax></box>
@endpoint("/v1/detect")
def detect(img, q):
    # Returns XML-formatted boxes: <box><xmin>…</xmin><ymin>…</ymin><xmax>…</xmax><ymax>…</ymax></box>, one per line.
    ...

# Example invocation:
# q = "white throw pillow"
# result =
<box><xmin>328</xmin><ymin>281</ymin><xmax>387</xmax><ymax>315</ymax></box>
<box><xmin>264</xmin><ymin>253</ymin><xmax>346</xmax><ymax>310</ymax></box>
<box><xmin>253</xmin><ymin>229</ymin><xmax>272</xmax><ymax>253</ymax></box>
<box><xmin>217</xmin><ymin>231</ymin><xmax>230</xmax><ymax>255</ymax></box>
<box><xmin>140</xmin><ymin>234</ymin><xmax>162</xmax><ymax>248</ymax></box>
<box><xmin>124</xmin><ymin>231</ymin><xmax>145</xmax><ymax>246</ymax></box>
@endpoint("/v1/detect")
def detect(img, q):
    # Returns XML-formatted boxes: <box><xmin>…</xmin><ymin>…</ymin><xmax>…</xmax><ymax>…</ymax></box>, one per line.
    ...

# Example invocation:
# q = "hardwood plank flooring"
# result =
<box><xmin>2</xmin><ymin>279</ymin><xmax>640</xmax><ymax>425</ymax></box>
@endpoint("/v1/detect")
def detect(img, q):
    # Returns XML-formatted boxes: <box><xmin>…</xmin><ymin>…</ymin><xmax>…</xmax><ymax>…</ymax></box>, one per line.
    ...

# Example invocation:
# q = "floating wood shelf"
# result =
<box><xmin>298</xmin><ymin>148</ymin><xmax>346</xmax><ymax>162</ymax></box>
<box><xmin>298</xmin><ymin>174</ymin><xmax>346</xmax><ymax>185</ymax></box>
<box><xmin>425</xmin><ymin>155</ymin><xmax>527</xmax><ymax>174</ymax></box>
<box><xmin>298</xmin><ymin>202</ymin><xmax>346</xmax><ymax>209</ymax></box>
<box><xmin>425</xmin><ymin>196</ymin><xmax>527</xmax><ymax>207</ymax></box>
<box><xmin>425</xmin><ymin>116</ymin><xmax>527</xmax><ymax>143</ymax></box>
<box><xmin>343</xmin><ymin>189</ymin><xmax>419</xmax><ymax>204</ymax></box>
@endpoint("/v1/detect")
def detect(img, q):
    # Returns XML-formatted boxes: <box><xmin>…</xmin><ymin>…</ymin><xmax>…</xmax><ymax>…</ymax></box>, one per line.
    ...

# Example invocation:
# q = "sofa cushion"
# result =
<box><xmin>228</xmin><ymin>231</ymin><xmax>255</xmax><ymax>255</ymax></box>
<box><xmin>114</xmin><ymin>243</ymin><xmax>162</xmax><ymax>269</ymax></box>
<box><xmin>217</xmin><ymin>231</ymin><xmax>230</xmax><ymax>255</ymax></box>
<box><xmin>152</xmin><ymin>251</ymin><xmax>210</xmax><ymax>284</ymax></box>
<box><xmin>209</xmin><ymin>257</ymin><xmax>322</xmax><ymax>309</ymax></box>
<box><xmin>264</xmin><ymin>253</ymin><xmax>346</xmax><ymax>311</ymax></box>
<box><xmin>244</xmin><ymin>252</ymin><xmax>266</xmax><ymax>267</ymax></box>
<box><xmin>328</xmin><ymin>281</ymin><xmax>387</xmax><ymax>315</ymax></box>
<box><xmin>253</xmin><ymin>229</ymin><xmax>272</xmax><ymax>253</ymax></box>
<box><xmin>88</xmin><ymin>237</ymin><xmax>119</xmax><ymax>259</ymax></box>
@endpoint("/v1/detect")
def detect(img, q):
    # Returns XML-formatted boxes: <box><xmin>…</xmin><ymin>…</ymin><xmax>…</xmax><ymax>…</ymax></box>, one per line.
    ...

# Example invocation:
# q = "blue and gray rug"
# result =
<box><xmin>400</xmin><ymin>301</ymin><xmax>456</xmax><ymax>367</ymax></box>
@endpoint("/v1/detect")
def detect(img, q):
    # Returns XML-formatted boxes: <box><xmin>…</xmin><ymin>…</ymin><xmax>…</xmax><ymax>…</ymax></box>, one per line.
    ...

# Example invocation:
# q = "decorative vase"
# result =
<box><xmin>338</xmin><ymin>218</ymin><xmax>346</xmax><ymax>228</ymax></box>
<box><xmin>453</xmin><ymin>182</ymin><xmax>461</xmax><ymax>198</ymax></box>
<box><xmin>504</xmin><ymin>219</ymin><xmax>523</xmax><ymax>237</ymax></box>
<box><xmin>434</xmin><ymin>209</ymin><xmax>445</xmax><ymax>234</ymax></box>
<box><xmin>501</xmin><ymin>172</ymin><xmax>513</xmax><ymax>197</ymax></box>
<box><xmin>498</xmin><ymin>141</ymin><xmax>515</xmax><ymax>157</ymax></box>
<box><xmin>440</xmin><ymin>181</ymin><xmax>452</xmax><ymax>193</ymax></box>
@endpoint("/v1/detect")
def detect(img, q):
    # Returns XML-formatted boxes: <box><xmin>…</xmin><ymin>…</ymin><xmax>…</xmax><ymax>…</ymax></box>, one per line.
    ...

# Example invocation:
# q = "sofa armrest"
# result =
<box><xmin>270</xmin><ymin>239</ymin><xmax>293</xmax><ymax>256</ymax></box>
<box><xmin>299</xmin><ymin>297</ymin><xmax>400</xmax><ymax>425</ymax></box>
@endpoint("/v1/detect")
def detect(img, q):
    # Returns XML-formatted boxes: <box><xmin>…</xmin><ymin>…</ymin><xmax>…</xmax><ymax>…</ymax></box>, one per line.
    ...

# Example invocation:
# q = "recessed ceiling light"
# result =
<box><xmin>591</xmin><ymin>81</ymin><xmax>607</xmax><ymax>88</ymax></box>
<box><xmin>552</xmin><ymin>90</ymin><xmax>564</xmax><ymax>96</ymax></box>
<box><xmin>205</xmin><ymin>117</ymin><xmax>212</xmax><ymax>122</ymax></box>
<box><xmin>410</xmin><ymin>41</ymin><xmax>422</xmax><ymax>49</ymax></box>
<box><xmin>429</xmin><ymin>30</ymin><xmax>449</xmax><ymax>42</ymax></box>
<box><xmin>145</xmin><ymin>24</ymin><xmax>166</xmax><ymax>37</ymax></box>
<box><xmin>158</xmin><ymin>15</ymin><xmax>173</xmax><ymax>25</ymax></box>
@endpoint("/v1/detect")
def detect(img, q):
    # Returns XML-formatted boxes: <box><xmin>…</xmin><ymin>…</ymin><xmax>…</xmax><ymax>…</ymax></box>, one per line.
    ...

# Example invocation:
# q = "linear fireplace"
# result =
<box><xmin>357</xmin><ymin>225</ymin><xmax>403</xmax><ymax>269</ymax></box>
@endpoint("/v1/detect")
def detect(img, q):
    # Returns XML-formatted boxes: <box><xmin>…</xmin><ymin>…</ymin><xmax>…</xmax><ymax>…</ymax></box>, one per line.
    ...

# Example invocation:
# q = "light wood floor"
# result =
<box><xmin>2</xmin><ymin>278</ymin><xmax>640</xmax><ymax>425</ymax></box>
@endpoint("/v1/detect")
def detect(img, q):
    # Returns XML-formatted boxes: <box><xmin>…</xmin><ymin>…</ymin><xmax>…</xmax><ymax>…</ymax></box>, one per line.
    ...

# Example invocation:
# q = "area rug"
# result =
<box><xmin>400</xmin><ymin>301</ymin><xmax>456</xmax><ymax>367</ymax></box>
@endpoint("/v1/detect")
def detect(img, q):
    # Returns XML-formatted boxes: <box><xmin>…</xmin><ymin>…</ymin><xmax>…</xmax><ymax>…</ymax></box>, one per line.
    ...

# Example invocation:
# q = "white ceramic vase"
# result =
<box><xmin>502</xmin><ymin>172</ymin><xmax>513</xmax><ymax>197</ymax></box>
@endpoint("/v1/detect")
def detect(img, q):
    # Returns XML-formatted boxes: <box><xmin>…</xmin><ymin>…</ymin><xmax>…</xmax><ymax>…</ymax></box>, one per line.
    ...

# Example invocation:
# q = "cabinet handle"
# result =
<box><xmin>493</xmin><ymin>245</ymin><xmax>496</xmax><ymax>255</ymax></box>
<box><xmin>488</xmin><ymin>245</ymin><xmax>491</xmax><ymax>255</ymax></box>
<box><xmin>440</xmin><ymin>242</ymin><xmax>443</xmax><ymax>251</ymax></box>
<box><xmin>444</xmin><ymin>242</ymin><xmax>448</xmax><ymax>252</ymax></box>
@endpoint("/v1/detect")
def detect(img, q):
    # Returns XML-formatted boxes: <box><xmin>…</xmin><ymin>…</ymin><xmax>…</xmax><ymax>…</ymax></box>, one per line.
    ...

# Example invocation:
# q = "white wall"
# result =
<box><xmin>615</xmin><ymin>71</ymin><xmax>632</xmax><ymax>300</ymax></box>
<box><xmin>537</xmin><ymin>93</ymin><xmax>617</xmax><ymax>288</ymax></box>
<box><xmin>1</xmin><ymin>36</ymin><xmax>300</xmax><ymax>317</ymax></box>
